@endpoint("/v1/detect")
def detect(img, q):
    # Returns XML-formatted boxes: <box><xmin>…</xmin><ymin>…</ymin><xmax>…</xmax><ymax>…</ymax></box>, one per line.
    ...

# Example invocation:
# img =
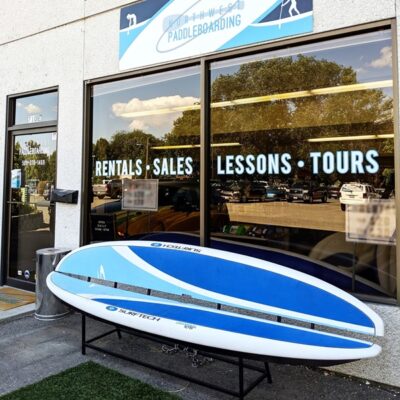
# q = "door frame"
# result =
<box><xmin>1</xmin><ymin>87</ymin><xmax>58</xmax><ymax>290</ymax></box>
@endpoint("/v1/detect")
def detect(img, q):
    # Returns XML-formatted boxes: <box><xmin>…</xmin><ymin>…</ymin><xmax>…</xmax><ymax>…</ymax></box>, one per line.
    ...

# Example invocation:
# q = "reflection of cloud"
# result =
<box><xmin>370</xmin><ymin>47</ymin><xmax>392</xmax><ymax>68</ymax></box>
<box><xmin>129</xmin><ymin>119</ymin><xmax>148</xmax><ymax>131</ymax></box>
<box><xmin>128</xmin><ymin>113</ymin><xmax>184</xmax><ymax>136</ymax></box>
<box><xmin>355</xmin><ymin>67</ymin><xmax>367</xmax><ymax>74</ymax></box>
<box><xmin>25</xmin><ymin>103</ymin><xmax>42</xmax><ymax>114</ymax></box>
<box><xmin>113</xmin><ymin>95</ymin><xmax>199</xmax><ymax>117</ymax></box>
<box><xmin>17</xmin><ymin>102</ymin><xmax>23</xmax><ymax>107</ymax></box>
<box><xmin>113</xmin><ymin>95</ymin><xmax>199</xmax><ymax>135</ymax></box>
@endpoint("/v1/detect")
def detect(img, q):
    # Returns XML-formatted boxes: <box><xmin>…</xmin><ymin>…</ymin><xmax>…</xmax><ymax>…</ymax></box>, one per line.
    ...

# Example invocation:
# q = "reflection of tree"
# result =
<box><xmin>93</xmin><ymin>130</ymin><xmax>163</xmax><ymax>179</ymax></box>
<box><xmin>109</xmin><ymin>130</ymin><xmax>158</xmax><ymax>160</ymax></box>
<box><xmin>93</xmin><ymin>138</ymin><xmax>110</xmax><ymax>160</ymax></box>
<box><xmin>210</xmin><ymin>55</ymin><xmax>392</xmax><ymax>137</ymax></box>
<box><xmin>13</xmin><ymin>142</ymin><xmax>23</xmax><ymax>169</ymax></box>
<box><xmin>21</xmin><ymin>140</ymin><xmax>54</xmax><ymax>182</ymax></box>
<box><xmin>93</xmin><ymin>54</ymin><xmax>393</xmax><ymax>185</ymax></box>
<box><xmin>48</xmin><ymin>151</ymin><xmax>56</xmax><ymax>182</ymax></box>
<box><xmin>172</xmin><ymin>55</ymin><xmax>393</xmax><ymax>183</ymax></box>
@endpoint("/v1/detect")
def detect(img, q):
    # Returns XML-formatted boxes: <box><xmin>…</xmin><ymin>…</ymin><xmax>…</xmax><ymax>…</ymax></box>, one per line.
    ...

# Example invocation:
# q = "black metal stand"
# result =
<box><xmin>81</xmin><ymin>313</ymin><xmax>272</xmax><ymax>399</ymax></box>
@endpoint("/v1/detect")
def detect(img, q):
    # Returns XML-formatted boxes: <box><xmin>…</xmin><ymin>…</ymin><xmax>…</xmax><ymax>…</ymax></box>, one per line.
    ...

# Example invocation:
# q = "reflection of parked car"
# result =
<box><xmin>220</xmin><ymin>181</ymin><xmax>266</xmax><ymax>203</ymax></box>
<box><xmin>26</xmin><ymin>179</ymin><xmax>39</xmax><ymax>194</ymax></box>
<box><xmin>287</xmin><ymin>182</ymin><xmax>328</xmax><ymax>203</ymax></box>
<box><xmin>219</xmin><ymin>182</ymin><xmax>242</xmax><ymax>203</ymax></box>
<box><xmin>339</xmin><ymin>183</ymin><xmax>380</xmax><ymax>211</ymax></box>
<box><xmin>43</xmin><ymin>182</ymin><xmax>54</xmax><ymax>200</ymax></box>
<box><xmin>92</xmin><ymin>181</ymin><xmax>108</xmax><ymax>199</ymax></box>
<box><xmin>210</xmin><ymin>182</ymin><xmax>227</xmax><ymax>205</ymax></box>
<box><xmin>264</xmin><ymin>186</ymin><xmax>287</xmax><ymax>201</ymax></box>
<box><xmin>328</xmin><ymin>185</ymin><xmax>341</xmax><ymax>199</ymax></box>
<box><xmin>106</xmin><ymin>179</ymin><xmax>122</xmax><ymax>199</ymax></box>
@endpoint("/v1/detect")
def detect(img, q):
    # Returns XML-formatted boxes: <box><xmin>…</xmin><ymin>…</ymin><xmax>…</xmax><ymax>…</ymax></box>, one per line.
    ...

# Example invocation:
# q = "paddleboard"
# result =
<box><xmin>47</xmin><ymin>272</ymin><xmax>380</xmax><ymax>363</ymax></box>
<box><xmin>47</xmin><ymin>240</ymin><xmax>383</xmax><ymax>363</ymax></box>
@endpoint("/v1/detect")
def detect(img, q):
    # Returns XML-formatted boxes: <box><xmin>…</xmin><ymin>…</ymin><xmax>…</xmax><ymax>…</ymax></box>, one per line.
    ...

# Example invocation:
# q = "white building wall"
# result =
<box><xmin>0</xmin><ymin>20</ymin><xmax>85</xmax><ymax>250</ymax></box>
<box><xmin>313</xmin><ymin>0</ymin><xmax>395</xmax><ymax>32</ymax></box>
<box><xmin>0</xmin><ymin>0</ymin><xmax>399</xmax><ymax>387</ymax></box>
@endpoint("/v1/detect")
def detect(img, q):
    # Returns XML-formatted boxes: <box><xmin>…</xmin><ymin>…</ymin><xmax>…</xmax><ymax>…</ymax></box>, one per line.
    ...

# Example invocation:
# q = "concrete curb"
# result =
<box><xmin>0</xmin><ymin>303</ymin><xmax>35</xmax><ymax>324</ymax></box>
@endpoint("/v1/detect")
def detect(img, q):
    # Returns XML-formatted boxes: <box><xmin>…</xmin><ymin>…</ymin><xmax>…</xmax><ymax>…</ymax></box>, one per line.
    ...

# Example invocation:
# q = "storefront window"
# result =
<box><xmin>90</xmin><ymin>67</ymin><xmax>201</xmax><ymax>242</ymax></box>
<box><xmin>209</xmin><ymin>30</ymin><xmax>396</xmax><ymax>298</ymax></box>
<box><xmin>14</xmin><ymin>92</ymin><xmax>58</xmax><ymax>125</ymax></box>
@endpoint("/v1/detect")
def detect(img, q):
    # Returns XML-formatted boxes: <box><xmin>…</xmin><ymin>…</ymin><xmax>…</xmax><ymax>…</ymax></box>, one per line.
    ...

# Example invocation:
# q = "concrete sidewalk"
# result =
<box><xmin>0</xmin><ymin>311</ymin><xmax>399</xmax><ymax>400</ymax></box>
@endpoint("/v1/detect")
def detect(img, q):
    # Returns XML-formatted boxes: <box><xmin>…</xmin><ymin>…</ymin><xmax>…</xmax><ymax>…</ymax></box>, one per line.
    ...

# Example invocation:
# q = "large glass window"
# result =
<box><xmin>90</xmin><ymin>67</ymin><xmax>201</xmax><ymax>242</ymax></box>
<box><xmin>209</xmin><ymin>30</ymin><xmax>396</xmax><ymax>299</ymax></box>
<box><xmin>87</xmin><ymin>30</ymin><xmax>396</xmax><ymax>300</ymax></box>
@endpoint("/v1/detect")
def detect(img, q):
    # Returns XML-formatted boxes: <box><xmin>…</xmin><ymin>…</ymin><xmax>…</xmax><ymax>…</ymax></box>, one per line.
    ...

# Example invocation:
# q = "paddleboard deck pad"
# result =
<box><xmin>47</xmin><ymin>241</ymin><xmax>384</xmax><ymax>363</ymax></box>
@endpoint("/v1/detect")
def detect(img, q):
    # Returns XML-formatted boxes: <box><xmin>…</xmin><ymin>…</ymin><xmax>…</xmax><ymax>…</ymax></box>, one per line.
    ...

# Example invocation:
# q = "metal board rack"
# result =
<box><xmin>80</xmin><ymin>313</ymin><xmax>273</xmax><ymax>400</ymax></box>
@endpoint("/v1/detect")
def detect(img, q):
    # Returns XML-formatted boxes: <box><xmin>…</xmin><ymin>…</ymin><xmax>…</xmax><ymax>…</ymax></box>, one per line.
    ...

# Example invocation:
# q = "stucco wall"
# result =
<box><xmin>0</xmin><ymin>0</ymin><xmax>399</xmax><ymax>387</ymax></box>
<box><xmin>0</xmin><ymin>20</ymin><xmax>85</xmax><ymax>249</ymax></box>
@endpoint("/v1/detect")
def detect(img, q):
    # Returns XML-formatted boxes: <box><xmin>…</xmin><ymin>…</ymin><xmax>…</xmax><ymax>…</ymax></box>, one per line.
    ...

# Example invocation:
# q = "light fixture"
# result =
<box><xmin>307</xmin><ymin>134</ymin><xmax>394</xmax><ymax>143</ymax></box>
<box><xmin>150</xmin><ymin>142</ymin><xmax>241</xmax><ymax>150</ymax></box>
<box><xmin>211</xmin><ymin>80</ymin><xmax>392</xmax><ymax>108</ymax></box>
<box><xmin>121</xmin><ymin>105</ymin><xmax>200</xmax><ymax>118</ymax></box>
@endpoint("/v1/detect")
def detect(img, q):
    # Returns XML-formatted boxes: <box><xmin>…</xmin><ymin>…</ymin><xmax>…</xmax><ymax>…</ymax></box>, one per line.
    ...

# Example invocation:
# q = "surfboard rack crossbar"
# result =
<box><xmin>80</xmin><ymin>312</ymin><xmax>273</xmax><ymax>399</ymax></box>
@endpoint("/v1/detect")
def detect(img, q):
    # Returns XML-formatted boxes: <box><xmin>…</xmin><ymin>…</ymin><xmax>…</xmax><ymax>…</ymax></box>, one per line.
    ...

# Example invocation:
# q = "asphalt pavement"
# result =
<box><xmin>0</xmin><ymin>311</ymin><xmax>399</xmax><ymax>400</ymax></box>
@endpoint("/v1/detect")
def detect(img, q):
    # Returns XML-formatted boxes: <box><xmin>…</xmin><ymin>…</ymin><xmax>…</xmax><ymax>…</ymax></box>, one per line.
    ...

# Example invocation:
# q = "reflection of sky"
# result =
<box><xmin>211</xmin><ymin>30</ymin><xmax>392</xmax><ymax>86</ymax></box>
<box><xmin>93</xmin><ymin>67</ymin><xmax>200</xmax><ymax>141</ymax></box>
<box><xmin>308</xmin><ymin>40</ymin><xmax>392</xmax><ymax>84</ymax></box>
<box><xmin>15</xmin><ymin>92</ymin><xmax>58</xmax><ymax>125</ymax></box>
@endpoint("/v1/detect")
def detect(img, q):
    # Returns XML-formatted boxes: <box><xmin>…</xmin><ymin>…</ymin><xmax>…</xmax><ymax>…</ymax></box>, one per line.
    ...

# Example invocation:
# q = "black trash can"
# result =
<box><xmin>35</xmin><ymin>248</ymin><xmax>71</xmax><ymax>321</ymax></box>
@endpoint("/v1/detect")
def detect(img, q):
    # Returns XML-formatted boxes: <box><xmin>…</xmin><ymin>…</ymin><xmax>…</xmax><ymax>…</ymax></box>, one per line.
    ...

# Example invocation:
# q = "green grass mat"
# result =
<box><xmin>1</xmin><ymin>361</ymin><xmax>180</xmax><ymax>400</ymax></box>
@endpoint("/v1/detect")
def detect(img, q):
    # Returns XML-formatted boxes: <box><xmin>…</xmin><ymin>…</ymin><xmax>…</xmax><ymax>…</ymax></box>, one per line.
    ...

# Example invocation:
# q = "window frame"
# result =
<box><xmin>1</xmin><ymin>86</ymin><xmax>59</xmax><ymax>289</ymax></box>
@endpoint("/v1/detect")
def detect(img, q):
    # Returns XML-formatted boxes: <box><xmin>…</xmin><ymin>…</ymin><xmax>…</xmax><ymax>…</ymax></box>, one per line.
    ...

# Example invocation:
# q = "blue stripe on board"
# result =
<box><xmin>94</xmin><ymin>298</ymin><xmax>371</xmax><ymax>350</ymax></box>
<box><xmin>55</xmin><ymin>248</ymin><xmax>219</xmax><ymax>304</ymax></box>
<box><xmin>139</xmin><ymin>232</ymin><xmax>385</xmax><ymax>296</ymax></box>
<box><xmin>130</xmin><ymin>246</ymin><xmax>374</xmax><ymax>329</ymax></box>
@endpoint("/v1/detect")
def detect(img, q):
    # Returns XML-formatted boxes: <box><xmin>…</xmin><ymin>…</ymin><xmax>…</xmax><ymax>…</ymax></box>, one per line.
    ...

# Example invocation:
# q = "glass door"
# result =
<box><xmin>6</xmin><ymin>131</ymin><xmax>57</xmax><ymax>287</ymax></box>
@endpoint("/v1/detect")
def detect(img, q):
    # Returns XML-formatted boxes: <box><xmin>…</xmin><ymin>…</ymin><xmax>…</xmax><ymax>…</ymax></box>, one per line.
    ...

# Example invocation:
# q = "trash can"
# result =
<box><xmin>35</xmin><ymin>248</ymin><xmax>71</xmax><ymax>321</ymax></box>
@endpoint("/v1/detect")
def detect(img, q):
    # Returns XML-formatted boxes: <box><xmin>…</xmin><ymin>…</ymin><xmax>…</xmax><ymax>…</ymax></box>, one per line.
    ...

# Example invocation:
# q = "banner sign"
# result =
<box><xmin>122</xmin><ymin>179</ymin><xmax>159</xmax><ymax>211</ymax></box>
<box><xmin>119</xmin><ymin>0</ymin><xmax>313</xmax><ymax>70</ymax></box>
<box><xmin>11</xmin><ymin>169</ymin><xmax>22</xmax><ymax>189</ymax></box>
<box><xmin>346</xmin><ymin>200</ymin><xmax>396</xmax><ymax>246</ymax></box>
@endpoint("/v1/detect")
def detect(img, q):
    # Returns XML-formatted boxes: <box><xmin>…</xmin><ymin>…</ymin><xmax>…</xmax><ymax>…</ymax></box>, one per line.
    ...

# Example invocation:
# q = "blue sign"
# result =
<box><xmin>11</xmin><ymin>169</ymin><xmax>22</xmax><ymax>189</ymax></box>
<box><xmin>119</xmin><ymin>0</ymin><xmax>313</xmax><ymax>70</ymax></box>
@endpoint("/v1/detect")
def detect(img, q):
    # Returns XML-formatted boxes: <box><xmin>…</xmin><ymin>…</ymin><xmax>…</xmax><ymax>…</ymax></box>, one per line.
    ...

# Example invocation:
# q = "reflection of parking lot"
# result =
<box><xmin>226</xmin><ymin>199</ymin><xmax>345</xmax><ymax>232</ymax></box>
<box><xmin>92</xmin><ymin>197</ymin><xmax>118</xmax><ymax>209</ymax></box>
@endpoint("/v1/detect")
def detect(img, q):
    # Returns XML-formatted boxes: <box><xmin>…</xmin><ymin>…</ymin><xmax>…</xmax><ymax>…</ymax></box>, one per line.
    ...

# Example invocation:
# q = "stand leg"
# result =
<box><xmin>113</xmin><ymin>282</ymin><xmax>122</xmax><ymax>338</ymax></box>
<box><xmin>239</xmin><ymin>357</ymin><xmax>244</xmax><ymax>400</ymax></box>
<box><xmin>264</xmin><ymin>362</ymin><xmax>272</xmax><ymax>383</ymax></box>
<box><xmin>81</xmin><ymin>314</ymin><xmax>86</xmax><ymax>355</ymax></box>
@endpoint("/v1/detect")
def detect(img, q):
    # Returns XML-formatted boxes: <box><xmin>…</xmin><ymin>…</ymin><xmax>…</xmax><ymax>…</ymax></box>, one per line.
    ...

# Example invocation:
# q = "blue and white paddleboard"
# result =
<box><xmin>47</xmin><ymin>241</ymin><xmax>383</xmax><ymax>363</ymax></box>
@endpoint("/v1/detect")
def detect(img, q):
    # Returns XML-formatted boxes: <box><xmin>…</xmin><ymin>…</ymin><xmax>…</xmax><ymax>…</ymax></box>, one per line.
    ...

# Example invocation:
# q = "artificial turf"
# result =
<box><xmin>0</xmin><ymin>361</ymin><xmax>180</xmax><ymax>400</ymax></box>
